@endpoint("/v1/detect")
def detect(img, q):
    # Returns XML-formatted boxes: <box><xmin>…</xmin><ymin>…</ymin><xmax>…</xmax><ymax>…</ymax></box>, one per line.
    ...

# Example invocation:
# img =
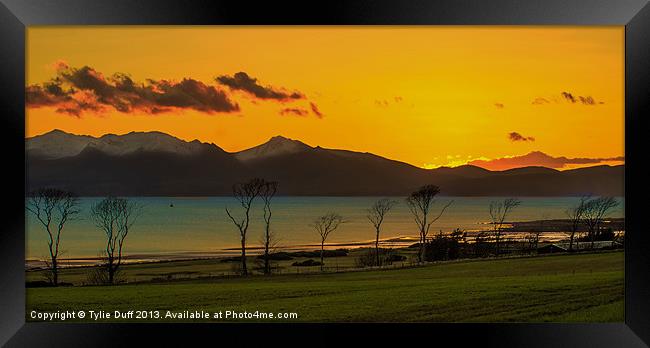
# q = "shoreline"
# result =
<box><xmin>26</xmin><ymin>233</ymin><xmax>621</xmax><ymax>270</ymax></box>
<box><xmin>25</xmin><ymin>218</ymin><xmax>625</xmax><ymax>270</ymax></box>
<box><xmin>25</xmin><ymin>236</ymin><xmax>419</xmax><ymax>269</ymax></box>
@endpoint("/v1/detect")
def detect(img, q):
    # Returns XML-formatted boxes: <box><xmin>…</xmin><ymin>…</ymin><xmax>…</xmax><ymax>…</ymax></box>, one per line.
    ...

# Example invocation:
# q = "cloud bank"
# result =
<box><xmin>280</xmin><ymin>107</ymin><xmax>309</xmax><ymax>116</ymax></box>
<box><xmin>26</xmin><ymin>63</ymin><xmax>323</xmax><ymax>118</ymax></box>
<box><xmin>532</xmin><ymin>92</ymin><xmax>603</xmax><ymax>106</ymax></box>
<box><xmin>216</xmin><ymin>72</ymin><xmax>304</xmax><ymax>101</ymax></box>
<box><xmin>26</xmin><ymin>64</ymin><xmax>240</xmax><ymax>116</ymax></box>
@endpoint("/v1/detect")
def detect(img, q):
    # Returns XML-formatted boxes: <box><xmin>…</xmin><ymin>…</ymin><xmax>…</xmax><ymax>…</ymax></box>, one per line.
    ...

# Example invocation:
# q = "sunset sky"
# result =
<box><xmin>26</xmin><ymin>26</ymin><xmax>625</xmax><ymax>170</ymax></box>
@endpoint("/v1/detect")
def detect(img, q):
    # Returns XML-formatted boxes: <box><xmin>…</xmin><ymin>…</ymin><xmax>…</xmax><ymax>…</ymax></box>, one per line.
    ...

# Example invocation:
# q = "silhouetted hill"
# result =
<box><xmin>28</xmin><ymin>140</ymin><xmax>248</xmax><ymax>196</ymax></box>
<box><xmin>432</xmin><ymin>165</ymin><xmax>491</xmax><ymax>178</ymax></box>
<box><xmin>26</xmin><ymin>131</ymin><xmax>624</xmax><ymax>196</ymax></box>
<box><xmin>498</xmin><ymin>166</ymin><xmax>560</xmax><ymax>176</ymax></box>
<box><xmin>234</xmin><ymin>135</ymin><xmax>311</xmax><ymax>162</ymax></box>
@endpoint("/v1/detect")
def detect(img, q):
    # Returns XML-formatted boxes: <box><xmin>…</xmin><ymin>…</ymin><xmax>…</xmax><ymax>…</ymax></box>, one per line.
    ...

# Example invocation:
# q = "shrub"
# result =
<box><xmin>597</xmin><ymin>228</ymin><xmax>616</xmax><ymax>241</ymax></box>
<box><xmin>424</xmin><ymin>230</ymin><xmax>464</xmax><ymax>262</ymax></box>
<box><xmin>255</xmin><ymin>252</ymin><xmax>294</xmax><ymax>260</ymax></box>
<box><xmin>292</xmin><ymin>259</ymin><xmax>322</xmax><ymax>267</ymax></box>
<box><xmin>25</xmin><ymin>280</ymin><xmax>52</xmax><ymax>288</ymax></box>
<box><xmin>386</xmin><ymin>254</ymin><xmax>407</xmax><ymax>262</ymax></box>
<box><xmin>354</xmin><ymin>250</ymin><xmax>377</xmax><ymax>268</ymax></box>
<box><xmin>355</xmin><ymin>248</ymin><xmax>406</xmax><ymax>268</ymax></box>
<box><xmin>85</xmin><ymin>265</ymin><xmax>124</xmax><ymax>285</ymax></box>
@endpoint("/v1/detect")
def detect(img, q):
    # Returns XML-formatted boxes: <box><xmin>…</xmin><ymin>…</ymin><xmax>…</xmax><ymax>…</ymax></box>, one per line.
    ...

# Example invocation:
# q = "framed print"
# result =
<box><xmin>1</xmin><ymin>0</ymin><xmax>649</xmax><ymax>346</ymax></box>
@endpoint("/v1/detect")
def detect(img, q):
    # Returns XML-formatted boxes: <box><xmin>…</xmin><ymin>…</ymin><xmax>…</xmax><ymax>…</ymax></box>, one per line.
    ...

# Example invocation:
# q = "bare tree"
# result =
<box><xmin>260</xmin><ymin>181</ymin><xmax>279</xmax><ymax>275</ymax></box>
<box><xmin>367</xmin><ymin>198</ymin><xmax>397</xmax><ymax>266</ymax></box>
<box><xmin>26</xmin><ymin>188</ymin><xmax>80</xmax><ymax>286</ymax></box>
<box><xmin>406</xmin><ymin>185</ymin><xmax>453</xmax><ymax>263</ymax></box>
<box><xmin>582</xmin><ymin>197</ymin><xmax>619</xmax><ymax>249</ymax></box>
<box><xmin>90</xmin><ymin>197</ymin><xmax>142</xmax><ymax>284</ymax></box>
<box><xmin>534</xmin><ymin>213</ymin><xmax>550</xmax><ymax>251</ymax></box>
<box><xmin>312</xmin><ymin>213</ymin><xmax>345</xmax><ymax>271</ymax></box>
<box><xmin>225</xmin><ymin>178</ymin><xmax>265</xmax><ymax>276</ymax></box>
<box><xmin>489</xmin><ymin>198</ymin><xmax>521</xmax><ymax>257</ymax></box>
<box><xmin>566</xmin><ymin>196</ymin><xmax>590</xmax><ymax>251</ymax></box>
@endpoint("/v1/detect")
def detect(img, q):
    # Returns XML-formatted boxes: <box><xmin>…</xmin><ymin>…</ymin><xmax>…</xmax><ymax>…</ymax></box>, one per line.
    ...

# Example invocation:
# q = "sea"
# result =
<box><xmin>25</xmin><ymin>196</ymin><xmax>625</xmax><ymax>264</ymax></box>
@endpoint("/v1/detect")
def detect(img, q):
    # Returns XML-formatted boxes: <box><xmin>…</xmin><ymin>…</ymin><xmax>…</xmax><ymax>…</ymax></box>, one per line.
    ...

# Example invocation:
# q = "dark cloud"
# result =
<box><xmin>375</xmin><ymin>97</ymin><xmax>404</xmax><ymax>108</ymax></box>
<box><xmin>533</xmin><ymin>92</ymin><xmax>601</xmax><ymax>106</ymax></box>
<box><xmin>532</xmin><ymin>97</ymin><xmax>550</xmax><ymax>105</ymax></box>
<box><xmin>578</xmin><ymin>96</ymin><xmax>596</xmax><ymax>105</ymax></box>
<box><xmin>375</xmin><ymin>99</ymin><xmax>389</xmax><ymax>108</ymax></box>
<box><xmin>509</xmin><ymin>132</ymin><xmax>535</xmax><ymax>142</ymax></box>
<box><xmin>561</xmin><ymin>91</ymin><xmax>577</xmax><ymax>103</ymax></box>
<box><xmin>216</xmin><ymin>72</ymin><xmax>305</xmax><ymax>101</ymax></box>
<box><xmin>25</xmin><ymin>82</ymin><xmax>105</xmax><ymax>117</ymax></box>
<box><xmin>494</xmin><ymin>103</ymin><xmax>505</xmax><ymax>109</ymax></box>
<box><xmin>26</xmin><ymin>64</ymin><xmax>240</xmax><ymax>116</ymax></box>
<box><xmin>469</xmin><ymin>151</ymin><xmax>624</xmax><ymax>171</ymax></box>
<box><xmin>279</xmin><ymin>107</ymin><xmax>309</xmax><ymax>117</ymax></box>
<box><xmin>278</xmin><ymin>103</ymin><xmax>322</xmax><ymax>118</ymax></box>
<box><xmin>150</xmin><ymin>78</ymin><xmax>240</xmax><ymax>113</ymax></box>
<box><xmin>26</xmin><ymin>84</ymin><xmax>70</xmax><ymax>107</ymax></box>
<box><xmin>310</xmin><ymin>102</ymin><xmax>323</xmax><ymax>118</ymax></box>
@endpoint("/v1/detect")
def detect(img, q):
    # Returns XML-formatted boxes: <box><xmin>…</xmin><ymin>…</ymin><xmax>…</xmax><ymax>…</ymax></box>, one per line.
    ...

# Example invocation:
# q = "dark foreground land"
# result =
<box><xmin>26</xmin><ymin>251</ymin><xmax>623</xmax><ymax>322</ymax></box>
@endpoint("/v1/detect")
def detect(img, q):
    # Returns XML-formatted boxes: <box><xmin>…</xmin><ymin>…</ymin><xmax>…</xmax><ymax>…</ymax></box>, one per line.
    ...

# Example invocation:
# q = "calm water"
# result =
<box><xmin>26</xmin><ymin>196</ymin><xmax>624</xmax><ymax>259</ymax></box>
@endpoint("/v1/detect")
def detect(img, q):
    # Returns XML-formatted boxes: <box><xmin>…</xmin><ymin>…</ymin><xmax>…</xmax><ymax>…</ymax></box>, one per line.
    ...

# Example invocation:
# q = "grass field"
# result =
<box><xmin>26</xmin><ymin>251</ymin><xmax>624</xmax><ymax>323</ymax></box>
<box><xmin>26</xmin><ymin>248</ymin><xmax>404</xmax><ymax>285</ymax></box>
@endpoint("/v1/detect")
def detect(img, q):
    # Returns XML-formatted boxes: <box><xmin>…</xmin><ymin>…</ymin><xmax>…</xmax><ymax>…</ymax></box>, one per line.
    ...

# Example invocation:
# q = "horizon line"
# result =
<box><xmin>26</xmin><ymin>128</ymin><xmax>626</xmax><ymax>172</ymax></box>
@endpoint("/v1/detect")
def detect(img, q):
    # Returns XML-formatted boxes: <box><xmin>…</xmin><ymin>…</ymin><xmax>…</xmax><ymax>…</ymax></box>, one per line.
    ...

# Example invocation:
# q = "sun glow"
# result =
<box><xmin>26</xmin><ymin>26</ymin><xmax>624</xmax><ymax>169</ymax></box>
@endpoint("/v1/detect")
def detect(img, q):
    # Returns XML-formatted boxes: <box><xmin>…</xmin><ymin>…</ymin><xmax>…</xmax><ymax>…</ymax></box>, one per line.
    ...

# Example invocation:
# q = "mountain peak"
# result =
<box><xmin>27</xmin><ymin>130</ymin><xmax>96</xmax><ymax>159</ymax></box>
<box><xmin>37</xmin><ymin>129</ymin><xmax>92</xmax><ymax>139</ymax></box>
<box><xmin>234</xmin><ymin>135</ymin><xmax>311</xmax><ymax>162</ymax></box>
<box><xmin>267</xmin><ymin>135</ymin><xmax>307</xmax><ymax>146</ymax></box>
<box><xmin>27</xmin><ymin>130</ymin><xmax>220</xmax><ymax>159</ymax></box>
<box><xmin>46</xmin><ymin>129</ymin><xmax>69</xmax><ymax>135</ymax></box>
<box><xmin>270</xmin><ymin>135</ymin><xmax>291</xmax><ymax>141</ymax></box>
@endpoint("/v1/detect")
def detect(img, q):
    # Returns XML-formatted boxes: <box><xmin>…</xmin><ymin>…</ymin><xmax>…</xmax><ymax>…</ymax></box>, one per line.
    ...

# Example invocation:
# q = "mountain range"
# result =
<box><xmin>26</xmin><ymin>130</ymin><xmax>624</xmax><ymax>196</ymax></box>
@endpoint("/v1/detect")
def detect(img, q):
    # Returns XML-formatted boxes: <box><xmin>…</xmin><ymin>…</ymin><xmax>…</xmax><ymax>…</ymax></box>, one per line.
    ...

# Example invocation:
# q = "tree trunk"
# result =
<box><xmin>418</xmin><ymin>231</ymin><xmax>424</xmax><ymax>263</ymax></box>
<box><xmin>264</xmin><ymin>244</ymin><xmax>270</xmax><ymax>275</ymax></box>
<box><xmin>241</xmin><ymin>236</ymin><xmax>248</xmax><ymax>276</ymax></box>
<box><xmin>375</xmin><ymin>228</ymin><xmax>381</xmax><ymax>267</ymax></box>
<box><xmin>264</xmin><ymin>206</ymin><xmax>272</xmax><ymax>275</ymax></box>
<box><xmin>320</xmin><ymin>241</ymin><xmax>325</xmax><ymax>272</ymax></box>
<box><xmin>590</xmin><ymin>225</ymin><xmax>596</xmax><ymax>250</ymax></box>
<box><xmin>108</xmin><ymin>264</ymin><xmax>114</xmax><ymax>285</ymax></box>
<box><xmin>569</xmin><ymin>231</ymin><xmax>575</xmax><ymax>251</ymax></box>
<box><xmin>51</xmin><ymin>258</ymin><xmax>58</xmax><ymax>286</ymax></box>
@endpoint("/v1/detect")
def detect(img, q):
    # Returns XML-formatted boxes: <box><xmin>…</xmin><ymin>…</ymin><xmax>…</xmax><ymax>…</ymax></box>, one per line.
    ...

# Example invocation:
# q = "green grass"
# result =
<box><xmin>26</xmin><ymin>251</ymin><xmax>623</xmax><ymax>323</ymax></box>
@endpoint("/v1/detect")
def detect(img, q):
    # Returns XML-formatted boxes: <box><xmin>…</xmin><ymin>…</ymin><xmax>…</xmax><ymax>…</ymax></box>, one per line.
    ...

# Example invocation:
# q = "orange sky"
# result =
<box><xmin>26</xmin><ymin>26</ymin><xmax>625</xmax><ymax>170</ymax></box>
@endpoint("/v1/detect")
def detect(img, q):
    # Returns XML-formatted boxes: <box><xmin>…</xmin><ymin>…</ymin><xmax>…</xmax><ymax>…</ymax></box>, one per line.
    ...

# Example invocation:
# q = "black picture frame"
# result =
<box><xmin>1</xmin><ymin>0</ymin><xmax>649</xmax><ymax>346</ymax></box>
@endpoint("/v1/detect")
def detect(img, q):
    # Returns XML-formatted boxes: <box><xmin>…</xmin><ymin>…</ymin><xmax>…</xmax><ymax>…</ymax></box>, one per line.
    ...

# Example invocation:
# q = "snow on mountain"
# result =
<box><xmin>87</xmin><ymin>131</ymin><xmax>209</xmax><ymax>157</ymax></box>
<box><xmin>26</xmin><ymin>129</ymin><xmax>95</xmax><ymax>159</ymax></box>
<box><xmin>26</xmin><ymin>129</ymin><xmax>215</xmax><ymax>159</ymax></box>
